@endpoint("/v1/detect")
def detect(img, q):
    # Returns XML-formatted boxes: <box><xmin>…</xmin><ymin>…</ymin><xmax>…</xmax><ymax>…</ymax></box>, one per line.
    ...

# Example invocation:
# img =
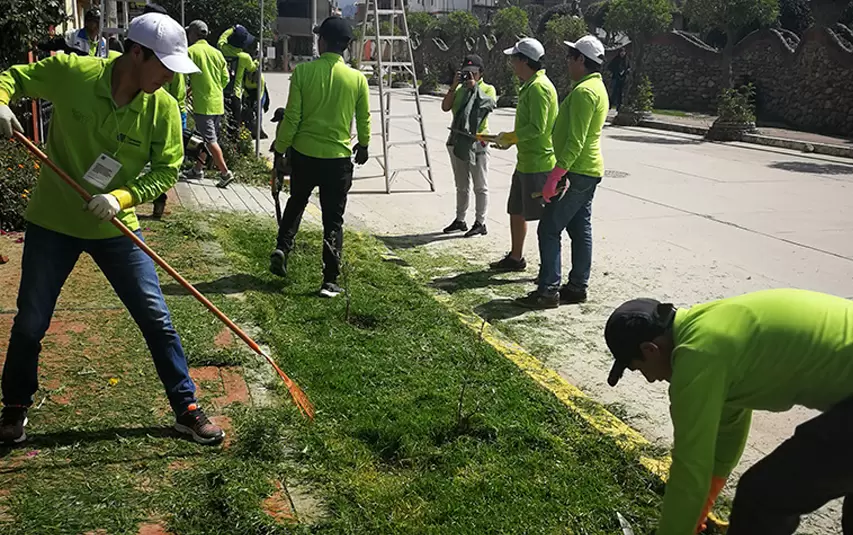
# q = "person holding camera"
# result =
<box><xmin>441</xmin><ymin>55</ymin><xmax>496</xmax><ymax>238</ymax></box>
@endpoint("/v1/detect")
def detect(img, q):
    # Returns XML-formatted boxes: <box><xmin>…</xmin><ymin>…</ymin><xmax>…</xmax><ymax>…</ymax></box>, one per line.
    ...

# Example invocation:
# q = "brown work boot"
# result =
<box><xmin>174</xmin><ymin>404</ymin><xmax>224</xmax><ymax>445</ymax></box>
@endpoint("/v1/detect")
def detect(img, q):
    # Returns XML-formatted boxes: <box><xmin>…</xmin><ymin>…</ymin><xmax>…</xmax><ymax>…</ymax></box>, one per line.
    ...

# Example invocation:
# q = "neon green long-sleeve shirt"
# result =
<box><xmin>188</xmin><ymin>39</ymin><xmax>229</xmax><ymax>115</ymax></box>
<box><xmin>0</xmin><ymin>54</ymin><xmax>183</xmax><ymax>240</ymax></box>
<box><xmin>659</xmin><ymin>288</ymin><xmax>853</xmax><ymax>535</ymax></box>
<box><xmin>274</xmin><ymin>53</ymin><xmax>370</xmax><ymax>160</ymax></box>
<box><xmin>513</xmin><ymin>69</ymin><xmax>557</xmax><ymax>174</ymax></box>
<box><xmin>552</xmin><ymin>72</ymin><xmax>608</xmax><ymax>177</ymax></box>
<box><xmin>218</xmin><ymin>28</ymin><xmax>257</xmax><ymax>99</ymax></box>
<box><xmin>165</xmin><ymin>72</ymin><xmax>186</xmax><ymax>113</ymax></box>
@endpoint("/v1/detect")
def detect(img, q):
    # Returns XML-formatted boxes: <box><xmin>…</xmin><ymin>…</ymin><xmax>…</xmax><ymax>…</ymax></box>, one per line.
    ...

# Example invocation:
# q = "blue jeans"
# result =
<box><xmin>537</xmin><ymin>173</ymin><xmax>601</xmax><ymax>294</ymax></box>
<box><xmin>2</xmin><ymin>224</ymin><xmax>197</xmax><ymax>414</ymax></box>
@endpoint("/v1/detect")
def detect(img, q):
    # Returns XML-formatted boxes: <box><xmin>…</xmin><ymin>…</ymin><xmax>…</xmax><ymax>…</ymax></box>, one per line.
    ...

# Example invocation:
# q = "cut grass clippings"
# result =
<box><xmin>1</xmin><ymin>209</ymin><xmax>665</xmax><ymax>534</ymax></box>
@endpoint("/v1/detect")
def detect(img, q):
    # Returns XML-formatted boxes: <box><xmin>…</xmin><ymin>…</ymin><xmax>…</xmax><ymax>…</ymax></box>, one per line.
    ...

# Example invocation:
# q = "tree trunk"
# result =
<box><xmin>721</xmin><ymin>27</ymin><xmax>734</xmax><ymax>90</ymax></box>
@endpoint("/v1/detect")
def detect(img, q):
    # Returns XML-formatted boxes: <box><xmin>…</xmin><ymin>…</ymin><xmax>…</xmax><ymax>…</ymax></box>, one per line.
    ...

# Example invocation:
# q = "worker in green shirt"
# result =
<box><xmin>269</xmin><ymin>17</ymin><xmax>370</xmax><ymax>299</ymax></box>
<box><xmin>441</xmin><ymin>54</ymin><xmax>496</xmax><ymax>239</ymax></box>
<box><xmin>605</xmin><ymin>288</ymin><xmax>853</xmax><ymax>534</ymax></box>
<box><xmin>185</xmin><ymin>20</ymin><xmax>234</xmax><ymax>188</ymax></box>
<box><xmin>489</xmin><ymin>38</ymin><xmax>558</xmax><ymax>273</ymax></box>
<box><xmin>518</xmin><ymin>35</ymin><xmax>608</xmax><ymax>309</ymax></box>
<box><xmin>218</xmin><ymin>25</ymin><xmax>258</xmax><ymax>135</ymax></box>
<box><xmin>243</xmin><ymin>66</ymin><xmax>269</xmax><ymax>140</ymax></box>
<box><xmin>0</xmin><ymin>13</ymin><xmax>224</xmax><ymax>446</ymax></box>
<box><xmin>38</xmin><ymin>8</ymin><xmax>108</xmax><ymax>58</ymax></box>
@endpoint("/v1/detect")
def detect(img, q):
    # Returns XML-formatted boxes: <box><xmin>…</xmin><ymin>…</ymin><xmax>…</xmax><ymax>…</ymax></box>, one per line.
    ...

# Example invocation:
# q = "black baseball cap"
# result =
<box><xmin>604</xmin><ymin>298</ymin><xmax>676</xmax><ymax>387</ymax></box>
<box><xmin>461</xmin><ymin>54</ymin><xmax>484</xmax><ymax>72</ymax></box>
<box><xmin>314</xmin><ymin>17</ymin><xmax>354</xmax><ymax>42</ymax></box>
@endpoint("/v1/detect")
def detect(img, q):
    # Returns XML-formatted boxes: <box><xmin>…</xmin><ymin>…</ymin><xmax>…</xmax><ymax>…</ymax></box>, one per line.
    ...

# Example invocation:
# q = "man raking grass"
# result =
<box><xmin>0</xmin><ymin>13</ymin><xmax>224</xmax><ymax>446</ymax></box>
<box><xmin>605</xmin><ymin>288</ymin><xmax>853</xmax><ymax>534</ymax></box>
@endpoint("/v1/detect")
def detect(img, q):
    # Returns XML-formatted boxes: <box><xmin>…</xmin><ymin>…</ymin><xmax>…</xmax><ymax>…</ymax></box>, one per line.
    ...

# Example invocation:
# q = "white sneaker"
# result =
<box><xmin>319</xmin><ymin>282</ymin><xmax>344</xmax><ymax>298</ymax></box>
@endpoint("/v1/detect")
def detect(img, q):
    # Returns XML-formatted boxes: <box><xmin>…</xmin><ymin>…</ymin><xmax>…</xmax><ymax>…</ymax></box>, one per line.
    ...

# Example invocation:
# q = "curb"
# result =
<box><xmin>634</xmin><ymin>119</ymin><xmax>853</xmax><ymax>159</ymax></box>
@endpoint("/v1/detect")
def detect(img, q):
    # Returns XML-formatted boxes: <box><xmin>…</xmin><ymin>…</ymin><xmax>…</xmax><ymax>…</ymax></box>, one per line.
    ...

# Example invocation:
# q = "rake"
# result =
<box><xmin>13</xmin><ymin>131</ymin><xmax>315</xmax><ymax>420</ymax></box>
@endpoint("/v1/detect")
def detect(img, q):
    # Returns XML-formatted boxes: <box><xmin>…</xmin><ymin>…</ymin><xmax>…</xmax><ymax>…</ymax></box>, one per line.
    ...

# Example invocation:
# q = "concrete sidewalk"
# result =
<box><xmin>256</xmin><ymin>72</ymin><xmax>853</xmax><ymax>532</ymax></box>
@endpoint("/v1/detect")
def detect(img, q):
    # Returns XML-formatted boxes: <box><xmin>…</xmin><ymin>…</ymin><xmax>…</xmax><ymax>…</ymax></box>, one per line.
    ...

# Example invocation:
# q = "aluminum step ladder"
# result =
<box><xmin>356</xmin><ymin>0</ymin><xmax>434</xmax><ymax>194</ymax></box>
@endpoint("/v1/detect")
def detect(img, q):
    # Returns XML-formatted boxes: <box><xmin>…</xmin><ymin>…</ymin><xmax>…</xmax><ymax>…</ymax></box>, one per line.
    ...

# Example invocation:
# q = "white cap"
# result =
<box><xmin>503</xmin><ymin>37</ymin><xmax>545</xmax><ymax>62</ymax></box>
<box><xmin>127</xmin><ymin>13</ymin><xmax>200</xmax><ymax>74</ymax></box>
<box><xmin>564</xmin><ymin>35</ymin><xmax>606</xmax><ymax>65</ymax></box>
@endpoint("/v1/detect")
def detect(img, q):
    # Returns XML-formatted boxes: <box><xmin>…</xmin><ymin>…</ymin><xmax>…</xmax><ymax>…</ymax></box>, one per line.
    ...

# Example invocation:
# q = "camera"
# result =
<box><xmin>460</xmin><ymin>71</ymin><xmax>472</xmax><ymax>82</ymax></box>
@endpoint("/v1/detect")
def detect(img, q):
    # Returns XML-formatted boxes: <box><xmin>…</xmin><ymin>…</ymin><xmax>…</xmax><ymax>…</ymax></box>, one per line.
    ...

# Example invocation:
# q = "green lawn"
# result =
<box><xmin>0</xmin><ymin>210</ymin><xmax>666</xmax><ymax>534</ymax></box>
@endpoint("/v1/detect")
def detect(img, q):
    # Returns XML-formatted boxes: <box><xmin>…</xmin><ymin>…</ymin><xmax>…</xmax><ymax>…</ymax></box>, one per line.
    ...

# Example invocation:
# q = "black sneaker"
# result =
<box><xmin>269</xmin><ymin>249</ymin><xmax>288</xmax><ymax>278</ymax></box>
<box><xmin>443</xmin><ymin>220</ymin><xmax>468</xmax><ymax>234</ymax></box>
<box><xmin>489</xmin><ymin>254</ymin><xmax>527</xmax><ymax>272</ymax></box>
<box><xmin>175</xmin><ymin>404</ymin><xmax>225</xmax><ymax>445</ymax></box>
<box><xmin>464</xmin><ymin>221</ymin><xmax>487</xmax><ymax>238</ymax></box>
<box><xmin>0</xmin><ymin>406</ymin><xmax>29</xmax><ymax>445</ymax></box>
<box><xmin>559</xmin><ymin>285</ymin><xmax>588</xmax><ymax>304</ymax></box>
<box><xmin>216</xmin><ymin>171</ymin><xmax>235</xmax><ymax>189</ymax></box>
<box><xmin>319</xmin><ymin>282</ymin><xmax>344</xmax><ymax>298</ymax></box>
<box><xmin>516</xmin><ymin>290</ymin><xmax>560</xmax><ymax>309</ymax></box>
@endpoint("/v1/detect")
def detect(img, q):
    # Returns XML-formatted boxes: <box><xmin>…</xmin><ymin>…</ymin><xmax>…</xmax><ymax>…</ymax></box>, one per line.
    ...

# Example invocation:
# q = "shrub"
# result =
<box><xmin>0</xmin><ymin>0</ymin><xmax>66</xmax><ymax>69</ymax></box>
<box><xmin>624</xmin><ymin>74</ymin><xmax>655</xmax><ymax>113</ymax></box>
<box><xmin>0</xmin><ymin>138</ymin><xmax>39</xmax><ymax>232</ymax></box>
<box><xmin>717</xmin><ymin>83</ymin><xmax>757</xmax><ymax>124</ymax></box>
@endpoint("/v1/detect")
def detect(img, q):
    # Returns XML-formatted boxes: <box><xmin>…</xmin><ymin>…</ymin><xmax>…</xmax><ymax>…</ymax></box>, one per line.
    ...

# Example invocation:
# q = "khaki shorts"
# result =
<box><xmin>506</xmin><ymin>170</ymin><xmax>548</xmax><ymax>221</ymax></box>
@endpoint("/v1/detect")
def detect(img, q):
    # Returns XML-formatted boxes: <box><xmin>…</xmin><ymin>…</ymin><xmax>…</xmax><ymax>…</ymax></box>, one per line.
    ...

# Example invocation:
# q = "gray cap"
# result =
<box><xmin>186</xmin><ymin>20</ymin><xmax>209</xmax><ymax>36</ymax></box>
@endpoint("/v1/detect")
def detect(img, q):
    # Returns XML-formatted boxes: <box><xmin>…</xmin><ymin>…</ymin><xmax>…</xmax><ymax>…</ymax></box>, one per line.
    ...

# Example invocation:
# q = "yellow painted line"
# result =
<box><xmin>432</xmin><ymin>292</ymin><xmax>672</xmax><ymax>481</ymax></box>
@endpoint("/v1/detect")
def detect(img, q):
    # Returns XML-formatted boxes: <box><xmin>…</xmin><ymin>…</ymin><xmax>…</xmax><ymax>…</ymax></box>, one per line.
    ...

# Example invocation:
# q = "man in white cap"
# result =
<box><xmin>518</xmin><ymin>35</ymin><xmax>609</xmax><ymax>309</ymax></box>
<box><xmin>0</xmin><ymin>13</ymin><xmax>226</xmax><ymax>446</ymax></box>
<box><xmin>489</xmin><ymin>37</ymin><xmax>558</xmax><ymax>273</ymax></box>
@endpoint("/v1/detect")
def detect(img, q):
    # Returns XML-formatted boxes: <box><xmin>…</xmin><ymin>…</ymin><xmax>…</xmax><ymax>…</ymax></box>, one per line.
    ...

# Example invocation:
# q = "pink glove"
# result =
<box><xmin>542</xmin><ymin>167</ymin><xmax>567</xmax><ymax>203</ymax></box>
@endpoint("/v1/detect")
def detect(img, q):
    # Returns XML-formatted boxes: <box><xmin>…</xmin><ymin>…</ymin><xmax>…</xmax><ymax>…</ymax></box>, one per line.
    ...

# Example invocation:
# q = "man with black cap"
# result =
<box><xmin>441</xmin><ymin>54</ymin><xmax>496</xmax><ymax>238</ymax></box>
<box><xmin>39</xmin><ymin>7</ymin><xmax>108</xmax><ymax>58</ymax></box>
<box><xmin>604</xmin><ymin>288</ymin><xmax>853</xmax><ymax>534</ymax></box>
<box><xmin>218</xmin><ymin>24</ymin><xmax>259</xmax><ymax>155</ymax></box>
<box><xmin>269</xmin><ymin>16</ymin><xmax>370</xmax><ymax>299</ymax></box>
<box><xmin>518</xmin><ymin>35</ymin><xmax>608</xmax><ymax>309</ymax></box>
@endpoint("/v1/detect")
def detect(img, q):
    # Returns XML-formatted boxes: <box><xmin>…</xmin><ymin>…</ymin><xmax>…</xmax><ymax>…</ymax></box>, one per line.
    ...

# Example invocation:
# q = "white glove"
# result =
<box><xmin>87</xmin><ymin>194</ymin><xmax>122</xmax><ymax>221</ymax></box>
<box><xmin>0</xmin><ymin>104</ymin><xmax>23</xmax><ymax>139</ymax></box>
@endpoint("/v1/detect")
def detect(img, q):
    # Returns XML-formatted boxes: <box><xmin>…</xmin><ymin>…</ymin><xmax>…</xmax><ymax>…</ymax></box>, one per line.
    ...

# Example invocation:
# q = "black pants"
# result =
<box><xmin>611</xmin><ymin>77</ymin><xmax>625</xmax><ymax>111</ymax></box>
<box><xmin>728</xmin><ymin>395</ymin><xmax>853</xmax><ymax>534</ymax></box>
<box><xmin>275</xmin><ymin>150</ymin><xmax>353</xmax><ymax>283</ymax></box>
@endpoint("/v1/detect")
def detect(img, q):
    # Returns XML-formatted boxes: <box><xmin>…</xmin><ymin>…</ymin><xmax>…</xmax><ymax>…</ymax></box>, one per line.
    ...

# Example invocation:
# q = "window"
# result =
<box><xmin>278</xmin><ymin>0</ymin><xmax>310</xmax><ymax>18</ymax></box>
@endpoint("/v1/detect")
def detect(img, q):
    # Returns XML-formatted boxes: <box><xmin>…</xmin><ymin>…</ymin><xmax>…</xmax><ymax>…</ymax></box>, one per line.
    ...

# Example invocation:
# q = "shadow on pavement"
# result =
<box><xmin>610</xmin><ymin>134</ymin><xmax>702</xmax><ymax>145</ymax></box>
<box><xmin>378</xmin><ymin>232</ymin><xmax>460</xmax><ymax>249</ymax></box>
<box><xmin>768</xmin><ymin>161</ymin><xmax>853</xmax><ymax>176</ymax></box>
<box><xmin>161</xmin><ymin>274</ymin><xmax>284</xmax><ymax>295</ymax></box>
<box><xmin>474</xmin><ymin>298</ymin><xmax>535</xmax><ymax>321</ymax></box>
<box><xmin>430</xmin><ymin>270</ymin><xmax>535</xmax><ymax>294</ymax></box>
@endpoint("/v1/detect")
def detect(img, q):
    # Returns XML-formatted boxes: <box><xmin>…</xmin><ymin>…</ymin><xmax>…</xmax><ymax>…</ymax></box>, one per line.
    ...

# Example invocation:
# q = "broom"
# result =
<box><xmin>13</xmin><ymin>131</ymin><xmax>315</xmax><ymax>420</ymax></box>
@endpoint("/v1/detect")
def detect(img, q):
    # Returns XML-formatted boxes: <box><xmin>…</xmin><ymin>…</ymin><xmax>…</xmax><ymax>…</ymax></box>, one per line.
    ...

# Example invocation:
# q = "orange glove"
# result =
<box><xmin>695</xmin><ymin>476</ymin><xmax>727</xmax><ymax>533</ymax></box>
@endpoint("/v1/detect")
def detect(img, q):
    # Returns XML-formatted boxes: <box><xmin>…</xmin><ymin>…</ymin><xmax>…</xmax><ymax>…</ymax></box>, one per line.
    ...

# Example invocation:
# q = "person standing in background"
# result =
<box><xmin>441</xmin><ymin>54</ymin><xmax>496</xmax><ymax>239</ymax></box>
<box><xmin>38</xmin><ymin>8</ymin><xmax>108</xmax><ymax>58</ymax></box>
<box><xmin>518</xmin><ymin>35</ymin><xmax>608</xmax><ymax>309</ymax></box>
<box><xmin>269</xmin><ymin>17</ymin><xmax>370</xmax><ymax>299</ymax></box>
<box><xmin>608</xmin><ymin>47</ymin><xmax>629</xmax><ymax>111</ymax></box>
<box><xmin>184</xmin><ymin>20</ymin><xmax>234</xmax><ymax>190</ymax></box>
<box><xmin>219</xmin><ymin>25</ymin><xmax>258</xmax><ymax>141</ymax></box>
<box><xmin>489</xmin><ymin>38</ymin><xmax>558</xmax><ymax>273</ymax></box>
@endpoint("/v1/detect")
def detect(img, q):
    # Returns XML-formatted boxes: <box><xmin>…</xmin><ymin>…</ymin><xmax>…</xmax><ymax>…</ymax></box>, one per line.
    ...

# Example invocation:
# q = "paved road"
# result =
<box><xmin>262</xmin><ymin>72</ymin><xmax>853</xmax><ymax>532</ymax></box>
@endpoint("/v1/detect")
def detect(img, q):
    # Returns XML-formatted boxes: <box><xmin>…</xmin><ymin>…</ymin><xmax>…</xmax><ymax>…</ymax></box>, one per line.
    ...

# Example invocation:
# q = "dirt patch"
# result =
<box><xmin>217</xmin><ymin>367</ymin><xmax>250</xmax><ymax>407</ymax></box>
<box><xmin>83</xmin><ymin>530</ymin><xmax>109</xmax><ymax>535</ymax></box>
<box><xmin>137</xmin><ymin>521</ymin><xmax>171</xmax><ymax>535</ymax></box>
<box><xmin>167</xmin><ymin>460</ymin><xmax>193</xmax><ymax>471</ymax></box>
<box><xmin>0</xmin><ymin>235</ymin><xmax>23</xmax><ymax>312</ymax></box>
<box><xmin>262</xmin><ymin>480</ymin><xmax>296</xmax><ymax>524</ymax></box>
<box><xmin>213</xmin><ymin>326</ymin><xmax>235</xmax><ymax>349</ymax></box>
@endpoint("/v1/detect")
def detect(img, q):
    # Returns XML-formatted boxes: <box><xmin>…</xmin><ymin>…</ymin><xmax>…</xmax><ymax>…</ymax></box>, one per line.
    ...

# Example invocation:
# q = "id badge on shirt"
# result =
<box><xmin>82</xmin><ymin>153</ymin><xmax>122</xmax><ymax>190</ymax></box>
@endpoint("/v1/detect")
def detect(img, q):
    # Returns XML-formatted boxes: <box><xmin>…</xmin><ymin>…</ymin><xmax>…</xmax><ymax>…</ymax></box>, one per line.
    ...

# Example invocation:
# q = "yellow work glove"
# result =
<box><xmin>492</xmin><ymin>131</ymin><xmax>518</xmax><ymax>150</ymax></box>
<box><xmin>696</xmin><ymin>476</ymin><xmax>728</xmax><ymax>533</ymax></box>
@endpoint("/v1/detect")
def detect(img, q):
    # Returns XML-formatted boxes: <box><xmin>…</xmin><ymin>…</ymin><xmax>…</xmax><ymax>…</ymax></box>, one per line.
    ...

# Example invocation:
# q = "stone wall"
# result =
<box><xmin>411</xmin><ymin>25</ymin><xmax>853</xmax><ymax>136</ymax></box>
<box><xmin>637</xmin><ymin>28</ymin><xmax>853</xmax><ymax>136</ymax></box>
